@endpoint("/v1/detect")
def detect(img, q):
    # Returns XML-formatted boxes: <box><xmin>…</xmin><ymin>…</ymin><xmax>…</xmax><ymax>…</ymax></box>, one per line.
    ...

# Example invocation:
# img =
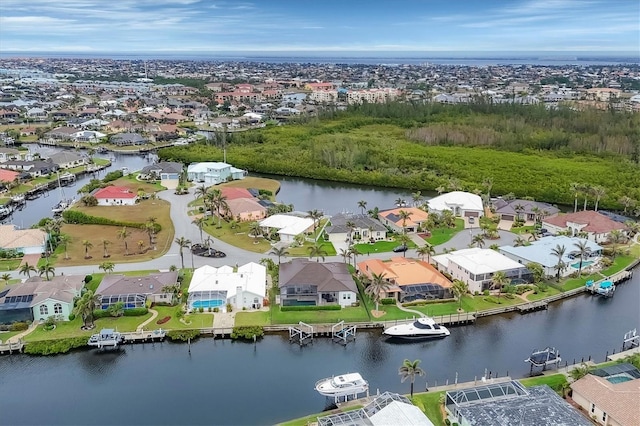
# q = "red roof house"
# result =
<box><xmin>0</xmin><ymin>168</ymin><xmax>20</xmax><ymax>183</ymax></box>
<box><xmin>93</xmin><ymin>186</ymin><xmax>138</xmax><ymax>206</ymax></box>
<box><xmin>220</xmin><ymin>187</ymin><xmax>253</xmax><ymax>200</ymax></box>
<box><xmin>542</xmin><ymin>210</ymin><xmax>627</xmax><ymax>243</ymax></box>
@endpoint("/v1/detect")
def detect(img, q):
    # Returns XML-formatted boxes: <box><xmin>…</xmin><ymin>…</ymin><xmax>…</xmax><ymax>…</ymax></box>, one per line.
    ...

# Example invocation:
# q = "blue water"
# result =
<box><xmin>607</xmin><ymin>375</ymin><xmax>633</xmax><ymax>384</ymax></box>
<box><xmin>571</xmin><ymin>261</ymin><xmax>594</xmax><ymax>269</ymax></box>
<box><xmin>191</xmin><ymin>300</ymin><xmax>224</xmax><ymax>309</ymax></box>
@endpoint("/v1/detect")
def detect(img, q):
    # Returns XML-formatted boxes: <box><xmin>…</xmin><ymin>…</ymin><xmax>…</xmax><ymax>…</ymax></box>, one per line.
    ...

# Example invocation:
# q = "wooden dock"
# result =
<box><xmin>517</xmin><ymin>301</ymin><xmax>548</xmax><ymax>313</ymax></box>
<box><xmin>122</xmin><ymin>329</ymin><xmax>166</xmax><ymax>343</ymax></box>
<box><xmin>0</xmin><ymin>340</ymin><xmax>24</xmax><ymax>355</ymax></box>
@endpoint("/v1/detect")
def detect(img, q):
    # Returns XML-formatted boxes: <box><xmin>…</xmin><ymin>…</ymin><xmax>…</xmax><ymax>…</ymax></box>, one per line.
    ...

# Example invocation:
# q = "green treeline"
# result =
<box><xmin>159</xmin><ymin>103</ymin><xmax>640</xmax><ymax>209</ymax></box>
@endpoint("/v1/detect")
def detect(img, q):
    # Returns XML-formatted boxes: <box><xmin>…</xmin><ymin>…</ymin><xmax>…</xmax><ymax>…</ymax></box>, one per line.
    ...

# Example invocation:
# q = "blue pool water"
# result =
<box><xmin>606</xmin><ymin>375</ymin><xmax>633</xmax><ymax>384</ymax></box>
<box><xmin>571</xmin><ymin>260</ymin><xmax>594</xmax><ymax>269</ymax></box>
<box><xmin>192</xmin><ymin>300</ymin><xmax>224</xmax><ymax>309</ymax></box>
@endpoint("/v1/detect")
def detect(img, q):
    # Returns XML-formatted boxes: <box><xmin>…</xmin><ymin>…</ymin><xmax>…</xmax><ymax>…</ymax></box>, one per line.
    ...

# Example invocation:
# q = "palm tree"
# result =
<box><xmin>569</xmin><ymin>182</ymin><xmax>581</xmax><ymax>213</ymax></box>
<box><xmin>619</xmin><ymin>196</ymin><xmax>635</xmax><ymax>214</ymax></box>
<box><xmin>551</xmin><ymin>244</ymin><xmax>567</xmax><ymax>282</ymax></box>
<box><xmin>145</xmin><ymin>217</ymin><xmax>157</xmax><ymax>247</ymax></box>
<box><xmin>73</xmin><ymin>290</ymin><xmax>101</xmax><ymax>329</ymax></box>
<box><xmin>306</xmin><ymin>209</ymin><xmax>323</xmax><ymax>234</ymax></box>
<box><xmin>592</xmin><ymin>185</ymin><xmax>606</xmax><ymax>212</ymax></box>
<box><xmin>513</xmin><ymin>236</ymin><xmax>528</xmax><ymax>247</ymax></box>
<box><xmin>99</xmin><ymin>261</ymin><xmax>115</xmax><ymax>274</ymax></box>
<box><xmin>345</xmin><ymin>220</ymin><xmax>356</xmax><ymax>244</ymax></box>
<box><xmin>269</xmin><ymin>246</ymin><xmax>289</xmax><ymax>265</ymax></box>
<box><xmin>411</xmin><ymin>191</ymin><xmax>422</xmax><ymax>207</ymax></box>
<box><xmin>581</xmin><ymin>184</ymin><xmax>592</xmax><ymax>211</ymax></box>
<box><xmin>19</xmin><ymin>262</ymin><xmax>36</xmax><ymax>278</ymax></box>
<box><xmin>398</xmin><ymin>359</ymin><xmax>425</xmax><ymax>399</ymax></box>
<box><xmin>364</xmin><ymin>272</ymin><xmax>391</xmax><ymax>311</ymax></box>
<box><xmin>349</xmin><ymin>246</ymin><xmax>362</xmax><ymax>267</ymax></box>
<box><xmin>38</xmin><ymin>263</ymin><xmax>55</xmax><ymax>280</ymax></box>
<box><xmin>117</xmin><ymin>227</ymin><xmax>131</xmax><ymax>256</ymax></box>
<box><xmin>435</xmin><ymin>185</ymin><xmax>446</xmax><ymax>195</ymax></box>
<box><xmin>175</xmin><ymin>236</ymin><xmax>192</xmax><ymax>269</ymax></box>
<box><xmin>526</xmin><ymin>262</ymin><xmax>545</xmax><ymax>284</ymax></box>
<box><xmin>339</xmin><ymin>248</ymin><xmax>352</xmax><ymax>264</ymax></box>
<box><xmin>367</xmin><ymin>206</ymin><xmax>380</xmax><ymax>219</ymax></box>
<box><xmin>416</xmin><ymin>244</ymin><xmax>435</xmax><ymax>264</ymax></box>
<box><xmin>307</xmin><ymin>243</ymin><xmax>327</xmax><ymax>262</ymax></box>
<box><xmin>451</xmin><ymin>279</ymin><xmax>468</xmax><ymax>310</ymax></box>
<box><xmin>102</xmin><ymin>239</ymin><xmax>111</xmax><ymax>258</ymax></box>
<box><xmin>194</xmin><ymin>184</ymin><xmax>208</xmax><ymax>200</ymax></box>
<box><xmin>58</xmin><ymin>234</ymin><xmax>71</xmax><ymax>260</ymax></box>
<box><xmin>82</xmin><ymin>240</ymin><xmax>93</xmax><ymax>259</ymax></box>
<box><xmin>398</xmin><ymin>210</ymin><xmax>413</xmax><ymax>234</ymax></box>
<box><xmin>398</xmin><ymin>234</ymin><xmax>411</xmax><ymax>257</ymax></box>
<box><xmin>357</xmin><ymin>200</ymin><xmax>367</xmax><ymax>215</ymax></box>
<box><xmin>394</xmin><ymin>197</ymin><xmax>406</xmax><ymax>207</ymax></box>
<box><xmin>192</xmin><ymin>216</ymin><xmax>206</xmax><ymax>243</ymax></box>
<box><xmin>608</xmin><ymin>230</ymin><xmax>625</xmax><ymax>259</ymax></box>
<box><xmin>573</xmin><ymin>240</ymin><xmax>591</xmax><ymax>277</ymax></box>
<box><xmin>210</xmin><ymin>189</ymin><xmax>229</xmax><ymax>226</ymax></box>
<box><xmin>569</xmin><ymin>363</ymin><xmax>591</xmax><ymax>381</ymax></box>
<box><xmin>482</xmin><ymin>177</ymin><xmax>493</xmax><ymax>202</ymax></box>
<box><xmin>472</xmin><ymin>234</ymin><xmax>485</xmax><ymax>248</ymax></box>
<box><xmin>490</xmin><ymin>271</ymin><xmax>509</xmax><ymax>297</ymax></box>
<box><xmin>249</xmin><ymin>221</ymin><xmax>262</xmax><ymax>239</ymax></box>
<box><xmin>137</xmin><ymin>240</ymin><xmax>146</xmax><ymax>254</ymax></box>
<box><xmin>1</xmin><ymin>273</ymin><xmax>11</xmax><ymax>286</ymax></box>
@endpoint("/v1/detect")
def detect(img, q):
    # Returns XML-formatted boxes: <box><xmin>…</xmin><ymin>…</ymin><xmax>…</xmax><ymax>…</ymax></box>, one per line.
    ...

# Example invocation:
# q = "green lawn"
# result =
<box><xmin>560</xmin><ymin>273</ymin><xmax>602</xmax><ymax>291</ymax></box>
<box><xmin>519</xmin><ymin>374</ymin><xmax>568</xmax><ymax>395</ymax></box>
<box><xmin>0</xmin><ymin>331</ymin><xmax>22</xmax><ymax>342</ymax></box>
<box><xmin>270</xmin><ymin>305</ymin><xmax>370</xmax><ymax>325</ymax></box>
<box><xmin>25</xmin><ymin>313</ymin><xmax>152</xmax><ymax>341</ymax></box>
<box><xmin>511</xmin><ymin>225</ymin><xmax>537</xmax><ymax>234</ymax></box>
<box><xmin>526</xmin><ymin>286</ymin><xmax>562</xmax><ymax>301</ymax></box>
<box><xmin>0</xmin><ymin>258</ymin><xmax>21</xmax><ymax>271</ymax></box>
<box><xmin>412</xmin><ymin>392</ymin><xmax>446</xmax><ymax>426</ymax></box>
<box><xmin>235</xmin><ymin>310</ymin><xmax>271</xmax><ymax>326</ymax></box>
<box><xmin>600</xmin><ymin>255</ymin><xmax>635</xmax><ymax>276</ymax></box>
<box><xmin>202</xmin><ymin>219</ymin><xmax>272</xmax><ymax>253</ymax></box>
<box><xmin>147</xmin><ymin>305</ymin><xmax>214</xmax><ymax>330</ymax></box>
<box><xmin>424</xmin><ymin>219</ymin><xmax>465</xmax><ymax>246</ymax></box>
<box><xmin>287</xmin><ymin>241</ymin><xmax>337</xmax><ymax>257</ymax></box>
<box><xmin>278</xmin><ymin>405</ymin><xmax>363</xmax><ymax>426</ymax></box>
<box><xmin>353</xmin><ymin>238</ymin><xmax>417</xmax><ymax>254</ymax></box>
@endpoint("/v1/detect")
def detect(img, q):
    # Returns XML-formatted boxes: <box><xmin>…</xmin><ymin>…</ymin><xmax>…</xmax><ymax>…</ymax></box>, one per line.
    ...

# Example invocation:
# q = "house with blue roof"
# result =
<box><xmin>499</xmin><ymin>236</ymin><xmax>602</xmax><ymax>278</ymax></box>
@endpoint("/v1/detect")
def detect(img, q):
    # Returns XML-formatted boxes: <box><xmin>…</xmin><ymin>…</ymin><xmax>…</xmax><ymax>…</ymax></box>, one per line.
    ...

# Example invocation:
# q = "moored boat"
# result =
<box><xmin>314</xmin><ymin>372</ymin><xmax>369</xmax><ymax>398</ymax></box>
<box><xmin>383</xmin><ymin>317</ymin><xmax>450</xmax><ymax>340</ymax></box>
<box><xmin>88</xmin><ymin>329</ymin><xmax>125</xmax><ymax>349</ymax></box>
<box><xmin>525</xmin><ymin>347</ymin><xmax>561</xmax><ymax>367</ymax></box>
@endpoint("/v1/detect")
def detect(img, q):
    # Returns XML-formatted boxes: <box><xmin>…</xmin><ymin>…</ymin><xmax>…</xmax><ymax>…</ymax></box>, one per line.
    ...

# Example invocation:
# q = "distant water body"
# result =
<box><xmin>1</xmin><ymin>52</ymin><xmax>638</xmax><ymax>66</ymax></box>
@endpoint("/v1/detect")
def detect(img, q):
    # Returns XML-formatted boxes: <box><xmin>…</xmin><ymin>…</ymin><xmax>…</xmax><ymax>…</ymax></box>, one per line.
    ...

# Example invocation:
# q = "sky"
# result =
<box><xmin>0</xmin><ymin>0</ymin><xmax>638</xmax><ymax>54</ymax></box>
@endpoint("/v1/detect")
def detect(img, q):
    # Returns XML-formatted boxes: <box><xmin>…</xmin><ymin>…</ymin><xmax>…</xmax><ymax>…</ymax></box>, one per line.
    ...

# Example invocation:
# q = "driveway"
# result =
<box><xmin>435</xmin><ymin>228</ymin><xmax>519</xmax><ymax>252</ymax></box>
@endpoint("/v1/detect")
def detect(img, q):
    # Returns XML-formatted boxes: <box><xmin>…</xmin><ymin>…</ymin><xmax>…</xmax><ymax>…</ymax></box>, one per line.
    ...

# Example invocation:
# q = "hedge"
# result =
<box><xmin>231</xmin><ymin>326</ymin><xmax>264</xmax><ymax>340</ymax></box>
<box><xmin>167</xmin><ymin>329</ymin><xmax>200</xmax><ymax>341</ymax></box>
<box><xmin>24</xmin><ymin>337</ymin><xmax>89</xmax><ymax>355</ymax></box>
<box><xmin>401</xmin><ymin>298</ymin><xmax>456</xmax><ymax>307</ymax></box>
<box><xmin>280</xmin><ymin>305</ymin><xmax>341</xmax><ymax>311</ymax></box>
<box><xmin>380</xmin><ymin>298</ymin><xmax>396</xmax><ymax>305</ymax></box>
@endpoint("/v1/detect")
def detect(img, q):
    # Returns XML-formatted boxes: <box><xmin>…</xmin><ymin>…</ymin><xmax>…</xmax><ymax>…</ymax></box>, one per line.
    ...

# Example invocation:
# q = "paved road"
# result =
<box><xmin>7</xmin><ymin>188</ymin><xmax>522</xmax><ymax>278</ymax></box>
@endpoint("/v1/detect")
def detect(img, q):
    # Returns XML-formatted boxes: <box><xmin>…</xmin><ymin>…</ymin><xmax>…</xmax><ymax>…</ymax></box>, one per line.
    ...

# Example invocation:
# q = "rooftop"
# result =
<box><xmin>428</xmin><ymin>191</ymin><xmax>484</xmax><ymax>212</ymax></box>
<box><xmin>543</xmin><ymin>210</ymin><xmax>627</xmax><ymax>234</ymax></box>
<box><xmin>358</xmin><ymin>257</ymin><xmax>452</xmax><ymax>288</ymax></box>
<box><xmin>571</xmin><ymin>374</ymin><xmax>640</xmax><ymax>426</ymax></box>
<box><xmin>499</xmin><ymin>236</ymin><xmax>602</xmax><ymax>268</ymax></box>
<box><xmin>433</xmin><ymin>248</ymin><xmax>525</xmax><ymax>275</ymax></box>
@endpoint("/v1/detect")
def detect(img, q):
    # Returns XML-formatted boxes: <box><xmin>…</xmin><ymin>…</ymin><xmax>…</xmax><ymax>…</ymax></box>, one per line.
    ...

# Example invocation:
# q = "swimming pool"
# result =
<box><xmin>192</xmin><ymin>300</ymin><xmax>224</xmax><ymax>309</ymax></box>
<box><xmin>606</xmin><ymin>374</ymin><xmax>633</xmax><ymax>384</ymax></box>
<box><xmin>571</xmin><ymin>260</ymin><xmax>594</xmax><ymax>269</ymax></box>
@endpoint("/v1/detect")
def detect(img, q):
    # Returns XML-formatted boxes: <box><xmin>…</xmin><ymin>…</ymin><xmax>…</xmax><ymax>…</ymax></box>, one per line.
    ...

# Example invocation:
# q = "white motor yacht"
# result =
<box><xmin>383</xmin><ymin>317</ymin><xmax>450</xmax><ymax>340</ymax></box>
<box><xmin>315</xmin><ymin>373</ymin><xmax>369</xmax><ymax>398</ymax></box>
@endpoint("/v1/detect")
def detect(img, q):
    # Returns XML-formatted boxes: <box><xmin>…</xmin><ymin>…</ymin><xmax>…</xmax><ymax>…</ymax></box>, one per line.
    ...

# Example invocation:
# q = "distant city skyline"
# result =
<box><xmin>0</xmin><ymin>0</ymin><xmax>638</xmax><ymax>54</ymax></box>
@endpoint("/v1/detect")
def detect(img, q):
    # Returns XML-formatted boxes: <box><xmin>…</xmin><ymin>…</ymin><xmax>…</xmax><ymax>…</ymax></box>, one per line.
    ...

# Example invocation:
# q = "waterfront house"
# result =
<box><xmin>0</xmin><ymin>275</ymin><xmax>85</xmax><ymax>324</ymax></box>
<box><xmin>542</xmin><ymin>211</ymin><xmax>627</xmax><ymax>243</ymax></box>
<box><xmin>492</xmin><ymin>198</ymin><xmax>559</xmax><ymax>223</ymax></box>
<box><xmin>259</xmin><ymin>214</ymin><xmax>314</xmax><ymax>243</ymax></box>
<box><xmin>427</xmin><ymin>191</ymin><xmax>484</xmax><ymax>219</ymax></box>
<box><xmin>44</xmin><ymin>126</ymin><xmax>77</xmax><ymax>140</ymax></box>
<box><xmin>0</xmin><ymin>168</ymin><xmax>20</xmax><ymax>186</ymax></box>
<box><xmin>499</xmin><ymin>236</ymin><xmax>602</xmax><ymax>278</ymax></box>
<box><xmin>110</xmin><ymin>132</ymin><xmax>148</xmax><ymax>146</ymax></box>
<box><xmin>279</xmin><ymin>259</ymin><xmax>358</xmax><ymax>307</ymax></box>
<box><xmin>96</xmin><ymin>271</ymin><xmax>178</xmax><ymax>309</ymax></box>
<box><xmin>186</xmin><ymin>162</ymin><xmax>246</xmax><ymax>185</ymax></box>
<box><xmin>2</xmin><ymin>160</ymin><xmax>58</xmax><ymax>178</ymax></box>
<box><xmin>47</xmin><ymin>151</ymin><xmax>89</xmax><ymax>169</ymax></box>
<box><xmin>357</xmin><ymin>257</ymin><xmax>452</xmax><ymax>301</ymax></box>
<box><xmin>226</xmin><ymin>197</ymin><xmax>267</xmax><ymax>222</ymax></box>
<box><xmin>71</xmin><ymin>130</ymin><xmax>106</xmax><ymax>143</ymax></box>
<box><xmin>432</xmin><ymin>248</ymin><xmax>529</xmax><ymax>293</ymax></box>
<box><xmin>0</xmin><ymin>224</ymin><xmax>48</xmax><ymax>255</ymax></box>
<box><xmin>0</xmin><ymin>147</ymin><xmax>21</xmax><ymax>162</ymax></box>
<box><xmin>378</xmin><ymin>207</ymin><xmax>429</xmax><ymax>234</ymax></box>
<box><xmin>325</xmin><ymin>213</ymin><xmax>387</xmax><ymax>246</ymax></box>
<box><xmin>188</xmin><ymin>262</ymin><xmax>266</xmax><ymax>311</ymax></box>
<box><xmin>139</xmin><ymin>161</ymin><xmax>183</xmax><ymax>189</ymax></box>
<box><xmin>92</xmin><ymin>186</ymin><xmax>138</xmax><ymax>206</ymax></box>
<box><xmin>219</xmin><ymin>187</ymin><xmax>253</xmax><ymax>200</ymax></box>
<box><xmin>571</xmin><ymin>368</ymin><xmax>640</xmax><ymax>426</ymax></box>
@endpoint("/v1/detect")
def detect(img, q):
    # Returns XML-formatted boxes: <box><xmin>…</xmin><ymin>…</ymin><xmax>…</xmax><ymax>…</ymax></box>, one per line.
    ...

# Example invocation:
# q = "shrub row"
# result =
<box><xmin>231</xmin><ymin>326</ymin><xmax>264</xmax><ymax>340</ymax></box>
<box><xmin>167</xmin><ymin>329</ymin><xmax>200</xmax><ymax>341</ymax></box>
<box><xmin>401</xmin><ymin>298</ymin><xmax>456</xmax><ymax>307</ymax></box>
<box><xmin>24</xmin><ymin>337</ymin><xmax>89</xmax><ymax>355</ymax></box>
<box><xmin>380</xmin><ymin>298</ymin><xmax>396</xmax><ymax>305</ymax></box>
<box><xmin>93</xmin><ymin>307</ymin><xmax>148</xmax><ymax>318</ymax></box>
<box><xmin>280</xmin><ymin>305</ymin><xmax>341</xmax><ymax>311</ymax></box>
<box><xmin>62</xmin><ymin>210</ymin><xmax>152</xmax><ymax>230</ymax></box>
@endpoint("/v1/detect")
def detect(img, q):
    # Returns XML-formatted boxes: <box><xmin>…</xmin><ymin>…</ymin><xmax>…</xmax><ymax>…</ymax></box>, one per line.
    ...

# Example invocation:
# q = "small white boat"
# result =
<box><xmin>383</xmin><ymin>317</ymin><xmax>450</xmax><ymax>340</ymax></box>
<box><xmin>315</xmin><ymin>372</ymin><xmax>369</xmax><ymax>398</ymax></box>
<box><xmin>52</xmin><ymin>199</ymin><xmax>73</xmax><ymax>215</ymax></box>
<box><xmin>88</xmin><ymin>329</ymin><xmax>125</xmax><ymax>348</ymax></box>
<box><xmin>11</xmin><ymin>194</ymin><xmax>25</xmax><ymax>204</ymax></box>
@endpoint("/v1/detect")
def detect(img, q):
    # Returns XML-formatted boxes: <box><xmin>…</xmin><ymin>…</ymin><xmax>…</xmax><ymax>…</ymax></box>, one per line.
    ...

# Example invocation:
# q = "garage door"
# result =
<box><xmin>464</xmin><ymin>211</ymin><xmax>480</xmax><ymax>217</ymax></box>
<box><xmin>501</xmin><ymin>214</ymin><xmax>515</xmax><ymax>221</ymax></box>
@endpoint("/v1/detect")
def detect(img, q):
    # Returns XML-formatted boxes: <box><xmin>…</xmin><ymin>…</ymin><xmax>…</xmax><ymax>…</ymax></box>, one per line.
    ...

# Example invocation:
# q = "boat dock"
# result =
<box><xmin>122</xmin><ymin>329</ymin><xmax>167</xmax><ymax>343</ymax></box>
<box><xmin>0</xmin><ymin>340</ymin><xmax>24</xmax><ymax>355</ymax></box>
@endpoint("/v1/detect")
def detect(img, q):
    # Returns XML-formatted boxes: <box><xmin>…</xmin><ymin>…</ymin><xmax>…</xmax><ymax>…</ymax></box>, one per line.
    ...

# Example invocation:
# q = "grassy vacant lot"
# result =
<box><xmin>202</xmin><ymin>219</ymin><xmax>272</xmax><ymax>253</ymax></box>
<box><xmin>0</xmin><ymin>258</ymin><xmax>22</xmax><ymax>271</ymax></box>
<box><xmin>526</xmin><ymin>286</ymin><xmax>562</xmax><ymax>301</ymax></box>
<box><xmin>147</xmin><ymin>305</ymin><xmax>214</xmax><ymax>330</ymax></box>
<box><xmin>235</xmin><ymin>310</ymin><xmax>270</xmax><ymax>326</ymax></box>
<box><xmin>25</xmin><ymin>314</ymin><xmax>153</xmax><ymax>342</ymax></box>
<box><xmin>424</xmin><ymin>219</ymin><xmax>465</xmax><ymax>246</ymax></box>
<box><xmin>353</xmin><ymin>237</ymin><xmax>417</xmax><ymax>254</ymax></box>
<box><xmin>56</xmin><ymin>199</ymin><xmax>174</xmax><ymax>266</ymax></box>
<box><xmin>412</xmin><ymin>392</ymin><xmax>447</xmax><ymax>426</ymax></box>
<box><xmin>270</xmin><ymin>305</ymin><xmax>370</xmax><ymax>324</ymax></box>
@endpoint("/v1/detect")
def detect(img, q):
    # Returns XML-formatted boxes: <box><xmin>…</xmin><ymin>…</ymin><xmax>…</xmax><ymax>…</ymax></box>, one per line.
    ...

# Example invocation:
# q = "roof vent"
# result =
<box><xmin>149</xmin><ymin>285</ymin><xmax>153</xmax><ymax>289</ymax></box>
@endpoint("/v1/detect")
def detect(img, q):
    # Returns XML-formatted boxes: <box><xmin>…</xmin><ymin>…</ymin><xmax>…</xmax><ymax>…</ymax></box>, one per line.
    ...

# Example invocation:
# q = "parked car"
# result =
<box><xmin>393</xmin><ymin>244</ymin><xmax>408</xmax><ymax>253</ymax></box>
<box><xmin>468</xmin><ymin>217</ymin><xmax>475</xmax><ymax>224</ymax></box>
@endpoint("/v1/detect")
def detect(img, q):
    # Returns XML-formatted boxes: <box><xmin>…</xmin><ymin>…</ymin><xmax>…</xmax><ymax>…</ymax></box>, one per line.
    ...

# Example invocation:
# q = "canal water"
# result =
<box><xmin>1</xmin><ymin>273</ymin><xmax>638</xmax><ymax>425</ymax></box>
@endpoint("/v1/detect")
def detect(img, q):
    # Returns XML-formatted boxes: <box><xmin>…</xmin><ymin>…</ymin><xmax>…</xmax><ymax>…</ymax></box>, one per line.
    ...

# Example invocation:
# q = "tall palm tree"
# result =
<box><xmin>573</xmin><ymin>240</ymin><xmax>591</xmax><ymax>277</ymax></box>
<box><xmin>249</xmin><ymin>221</ymin><xmax>262</xmax><ymax>239</ymax></box>
<box><xmin>117</xmin><ymin>227</ymin><xmax>131</xmax><ymax>256</ymax></box>
<box><xmin>367</xmin><ymin>206</ymin><xmax>380</xmax><ymax>219</ymax></box>
<box><xmin>306</xmin><ymin>209</ymin><xmax>323</xmax><ymax>234</ymax></box>
<box><xmin>19</xmin><ymin>262</ymin><xmax>36</xmax><ymax>278</ymax></box>
<box><xmin>551</xmin><ymin>244</ymin><xmax>567</xmax><ymax>282</ymax></box>
<box><xmin>513</xmin><ymin>236</ymin><xmax>527</xmax><ymax>247</ymax></box>
<box><xmin>482</xmin><ymin>177</ymin><xmax>493</xmax><ymax>202</ymax></box>
<box><xmin>1</xmin><ymin>273</ymin><xmax>11</xmax><ymax>287</ymax></box>
<box><xmin>339</xmin><ymin>248</ymin><xmax>352</xmax><ymax>264</ymax></box>
<box><xmin>82</xmin><ymin>240</ymin><xmax>93</xmax><ymax>259</ymax></box>
<box><xmin>345</xmin><ymin>220</ymin><xmax>356</xmax><ymax>244</ymax></box>
<box><xmin>581</xmin><ymin>184</ymin><xmax>592</xmax><ymax>211</ymax></box>
<box><xmin>452</xmin><ymin>280</ymin><xmax>468</xmax><ymax>310</ymax></box>
<box><xmin>209</xmin><ymin>189</ymin><xmax>228</xmax><ymax>226</ymax></box>
<box><xmin>398</xmin><ymin>359</ymin><xmax>425</xmax><ymax>399</ymax></box>
<box><xmin>357</xmin><ymin>200</ymin><xmax>367</xmax><ymax>215</ymax></box>
<box><xmin>175</xmin><ymin>236</ymin><xmax>192</xmax><ymax>269</ymax></box>
<box><xmin>99</xmin><ymin>261</ymin><xmax>115</xmax><ymax>274</ymax></box>
<box><xmin>411</xmin><ymin>191</ymin><xmax>422</xmax><ymax>207</ymax></box>
<box><xmin>192</xmin><ymin>216</ymin><xmax>206</xmax><ymax>243</ymax></box>
<box><xmin>145</xmin><ymin>217</ymin><xmax>157</xmax><ymax>246</ymax></box>
<box><xmin>592</xmin><ymin>185</ymin><xmax>606</xmax><ymax>212</ymax></box>
<box><xmin>394</xmin><ymin>197</ymin><xmax>406</xmax><ymax>207</ymax></box>
<box><xmin>619</xmin><ymin>196</ymin><xmax>635</xmax><ymax>214</ymax></box>
<box><xmin>73</xmin><ymin>290</ymin><xmax>101</xmax><ymax>329</ymax></box>
<box><xmin>102</xmin><ymin>239</ymin><xmax>111</xmax><ymax>258</ymax></box>
<box><xmin>58</xmin><ymin>234</ymin><xmax>71</xmax><ymax>260</ymax></box>
<box><xmin>416</xmin><ymin>244</ymin><xmax>435</xmax><ymax>264</ymax></box>
<box><xmin>472</xmin><ymin>234</ymin><xmax>485</xmax><ymax>248</ymax></box>
<box><xmin>491</xmin><ymin>271</ymin><xmax>509</xmax><ymax>297</ymax></box>
<box><xmin>398</xmin><ymin>210</ymin><xmax>413</xmax><ymax>234</ymax></box>
<box><xmin>608</xmin><ymin>230</ymin><xmax>625</xmax><ymax>259</ymax></box>
<box><xmin>194</xmin><ymin>184</ymin><xmax>208</xmax><ymax>200</ymax></box>
<box><xmin>398</xmin><ymin>234</ymin><xmax>411</xmax><ymax>257</ymax></box>
<box><xmin>349</xmin><ymin>246</ymin><xmax>362</xmax><ymax>267</ymax></box>
<box><xmin>269</xmin><ymin>247</ymin><xmax>289</xmax><ymax>265</ymax></box>
<box><xmin>38</xmin><ymin>263</ymin><xmax>55</xmax><ymax>280</ymax></box>
<box><xmin>364</xmin><ymin>271</ymin><xmax>391</xmax><ymax>311</ymax></box>
<box><xmin>569</xmin><ymin>182</ymin><xmax>581</xmax><ymax>213</ymax></box>
<box><xmin>307</xmin><ymin>243</ymin><xmax>327</xmax><ymax>263</ymax></box>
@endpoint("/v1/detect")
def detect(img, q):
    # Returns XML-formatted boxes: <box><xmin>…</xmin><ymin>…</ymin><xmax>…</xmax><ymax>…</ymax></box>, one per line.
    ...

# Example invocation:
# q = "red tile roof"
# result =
<box><xmin>220</xmin><ymin>187</ymin><xmax>253</xmax><ymax>200</ymax></box>
<box><xmin>0</xmin><ymin>168</ymin><xmax>20</xmax><ymax>183</ymax></box>
<box><xmin>543</xmin><ymin>210</ymin><xmax>626</xmax><ymax>234</ymax></box>
<box><xmin>93</xmin><ymin>186</ymin><xmax>137</xmax><ymax>199</ymax></box>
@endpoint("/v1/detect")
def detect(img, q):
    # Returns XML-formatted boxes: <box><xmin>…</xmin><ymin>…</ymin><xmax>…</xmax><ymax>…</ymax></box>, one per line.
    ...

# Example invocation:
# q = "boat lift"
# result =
<box><xmin>332</xmin><ymin>321</ymin><xmax>356</xmax><ymax>346</ymax></box>
<box><xmin>586</xmin><ymin>279</ymin><xmax>615</xmax><ymax>298</ymax></box>
<box><xmin>525</xmin><ymin>347</ymin><xmax>561</xmax><ymax>374</ymax></box>
<box><xmin>623</xmin><ymin>329</ymin><xmax>639</xmax><ymax>350</ymax></box>
<box><xmin>289</xmin><ymin>321</ymin><xmax>313</xmax><ymax>346</ymax></box>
